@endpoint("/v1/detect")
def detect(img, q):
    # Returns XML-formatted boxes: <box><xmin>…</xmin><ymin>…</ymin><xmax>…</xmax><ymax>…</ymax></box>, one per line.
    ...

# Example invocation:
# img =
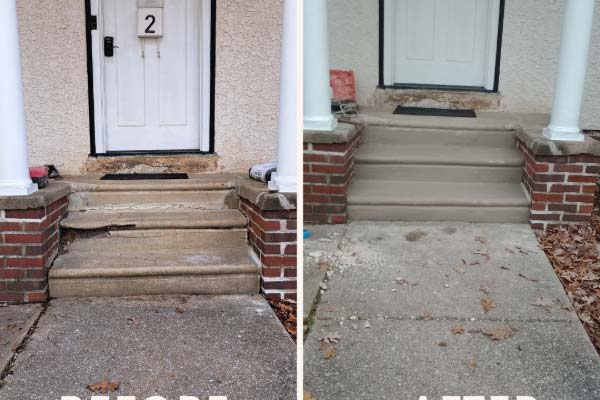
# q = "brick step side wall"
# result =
<box><xmin>304</xmin><ymin>127</ymin><xmax>362</xmax><ymax>224</ymax></box>
<box><xmin>0</xmin><ymin>197</ymin><xmax>68</xmax><ymax>303</ymax></box>
<box><xmin>519</xmin><ymin>140</ymin><xmax>600</xmax><ymax>230</ymax></box>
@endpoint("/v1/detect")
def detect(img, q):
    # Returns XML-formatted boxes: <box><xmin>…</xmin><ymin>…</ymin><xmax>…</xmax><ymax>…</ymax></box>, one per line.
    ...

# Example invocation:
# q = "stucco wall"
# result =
<box><xmin>328</xmin><ymin>0</ymin><xmax>600</xmax><ymax>129</ymax></box>
<box><xmin>16</xmin><ymin>0</ymin><xmax>283</xmax><ymax>175</ymax></box>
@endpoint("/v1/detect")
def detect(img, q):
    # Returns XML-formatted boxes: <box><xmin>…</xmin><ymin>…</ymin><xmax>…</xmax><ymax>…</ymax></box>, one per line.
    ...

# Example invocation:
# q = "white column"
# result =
<box><xmin>544</xmin><ymin>0</ymin><xmax>596</xmax><ymax>141</ymax></box>
<box><xmin>0</xmin><ymin>0</ymin><xmax>37</xmax><ymax>196</ymax></box>
<box><xmin>303</xmin><ymin>0</ymin><xmax>338</xmax><ymax>131</ymax></box>
<box><xmin>270</xmin><ymin>0</ymin><xmax>298</xmax><ymax>193</ymax></box>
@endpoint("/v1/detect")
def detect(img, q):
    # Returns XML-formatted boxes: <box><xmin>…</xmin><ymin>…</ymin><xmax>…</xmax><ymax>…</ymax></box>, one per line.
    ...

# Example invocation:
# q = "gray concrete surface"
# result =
<box><xmin>304</xmin><ymin>222</ymin><xmax>600</xmax><ymax>400</ymax></box>
<box><xmin>0</xmin><ymin>305</ymin><xmax>42</xmax><ymax>377</ymax></box>
<box><xmin>303</xmin><ymin>225</ymin><xmax>347</xmax><ymax>321</ymax></box>
<box><xmin>0</xmin><ymin>296</ymin><xmax>295</xmax><ymax>400</ymax></box>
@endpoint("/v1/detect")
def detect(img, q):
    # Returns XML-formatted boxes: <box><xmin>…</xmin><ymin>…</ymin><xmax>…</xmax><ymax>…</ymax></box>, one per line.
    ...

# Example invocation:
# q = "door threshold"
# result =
<box><xmin>381</xmin><ymin>84</ymin><xmax>492</xmax><ymax>93</ymax></box>
<box><xmin>98</xmin><ymin>150</ymin><xmax>211</xmax><ymax>157</ymax></box>
<box><xmin>84</xmin><ymin>153</ymin><xmax>219</xmax><ymax>175</ymax></box>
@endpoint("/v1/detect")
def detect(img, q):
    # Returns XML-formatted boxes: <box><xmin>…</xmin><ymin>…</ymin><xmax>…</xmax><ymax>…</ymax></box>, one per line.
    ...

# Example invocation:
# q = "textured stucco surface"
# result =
<box><xmin>214</xmin><ymin>0</ymin><xmax>283</xmax><ymax>171</ymax></box>
<box><xmin>17</xmin><ymin>0</ymin><xmax>91</xmax><ymax>175</ymax></box>
<box><xmin>328</xmin><ymin>0</ymin><xmax>600</xmax><ymax>129</ymax></box>
<box><xmin>16</xmin><ymin>0</ymin><xmax>283</xmax><ymax>174</ymax></box>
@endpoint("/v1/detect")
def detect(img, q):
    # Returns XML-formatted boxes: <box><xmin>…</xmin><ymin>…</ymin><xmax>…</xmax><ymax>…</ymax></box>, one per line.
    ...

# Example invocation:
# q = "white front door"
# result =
<box><xmin>384</xmin><ymin>0</ymin><xmax>501</xmax><ymax>89</ymax></box>
<box><xmin>91</xmin><ymin>0</ymin><xmax>211</xmax><ymax>153</ymax></box>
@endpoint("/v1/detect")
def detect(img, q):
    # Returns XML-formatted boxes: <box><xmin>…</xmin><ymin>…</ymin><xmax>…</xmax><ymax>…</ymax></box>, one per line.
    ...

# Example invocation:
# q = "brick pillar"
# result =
<box><xmin>0</xmin><ymin>183</ymin><xmax>70</xmax><ymax>303</ymax></box>
<box><xmin>518</xmin><ymin>139</ymin><xmax>599</xmax><ymax>230</ymax></box>
<box><xmin>304</xmin><ymin>123</ymin><xmax>363</xmax><ymax>224</ymax></box>
<box><xmin>238</xmin><ymin>180</ymin><xmax>297</xmax><ymax>301</ymax></box>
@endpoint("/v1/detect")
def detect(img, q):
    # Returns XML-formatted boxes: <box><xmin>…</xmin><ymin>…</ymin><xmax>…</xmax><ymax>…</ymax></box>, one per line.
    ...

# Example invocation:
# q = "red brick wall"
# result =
<box><xmin>239</xmin><ymin>198</ymin><xmax>297</xmax><ymax>301</ymax></box>
<box><xmin>518</xmin><ymin>140</ymin><xmax>600</xmax><ymax>230</ymax></box>
<box><xmin>304</xmin><ymin>130</ymin><xmax>362</xmax><ymax>224</ymax></box>
<box><xmin>0</xmin><ymin>197</ymin><xmax>68</xmax><ymax>303</ymax></box>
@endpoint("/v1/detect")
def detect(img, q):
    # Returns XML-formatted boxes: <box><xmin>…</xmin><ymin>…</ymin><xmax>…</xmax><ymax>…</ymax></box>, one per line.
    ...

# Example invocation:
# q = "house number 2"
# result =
<box><xmin>138</xmin><ymin>8</ymin><xmax>163</xmax><ymax>38</ymax></box>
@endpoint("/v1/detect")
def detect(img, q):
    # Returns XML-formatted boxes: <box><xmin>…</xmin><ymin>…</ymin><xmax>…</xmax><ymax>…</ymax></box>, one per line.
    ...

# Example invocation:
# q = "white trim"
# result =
<box><xmin>383</xmin><ymin>0</ymin><xmax>501</xmax><ymax>90</ymax></box>
<box><xmin>484</xmin><ymin>0</ymin><xmax>501</xmax><ymax>90</ymax></box>
<box><xmin>199</xmin><ymin>0</ymin><xmax>212</xmax><ymax>152</ymax></box>
<box><xmin>383</xmin><ymin>0</ymin><xmax>395</xmax><ymax>86</ymax></box>
<box><xmin>91</xmin><ymin>0</ymin><xmax>212</xmax><ymax>153</ymax></box>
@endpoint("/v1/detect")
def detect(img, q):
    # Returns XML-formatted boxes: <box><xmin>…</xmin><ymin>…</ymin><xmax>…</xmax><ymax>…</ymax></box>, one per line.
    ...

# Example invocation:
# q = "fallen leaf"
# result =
<box><xmin>304</xmin><ymin>393</ymin><xmax>319</xmax><ymax>400</ymax></box>
<box><xmin>482</xmin><ymin>327</ymin><xmax>514</xmax><ymax>341</ymax></box>
<box><xmin>319</xmin><ymin>332</ymin><xmax>342</xmax><ymax>344</ymax></box>
<box><xmin>450</xmin><ymin>325</ymin><xmax>465</xmax><ymax>334</ymax></box>
<box><xmin>321</xmin><ymin>344</ymin><xmax>337</xmax><ymax>360</ymax></box>
<box><xmin>470</xmin><ymin>359</ymin><xmax>477</xmax><ymax>369</ymax></box>
<box><xmin>481</xmin><ymin>297</ymin><xmax>496</xmax><ymax>313</ymax></box>
<box><xmin>86</xmin><ymin>377</ymin><xmax>120</xmax><ymax>394</ymax></box>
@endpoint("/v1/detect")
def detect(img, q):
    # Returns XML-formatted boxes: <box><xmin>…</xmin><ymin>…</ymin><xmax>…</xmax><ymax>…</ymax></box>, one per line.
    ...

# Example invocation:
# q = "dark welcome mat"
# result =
<box><xmin>100</xmin><ymin>173</ymin><xmax>189</xmax><ymax>181</ymax></box>
<box><xmin>393</xmin><ymin>106</ymin><xmax>476</xmax><ymax>118</ymax></box>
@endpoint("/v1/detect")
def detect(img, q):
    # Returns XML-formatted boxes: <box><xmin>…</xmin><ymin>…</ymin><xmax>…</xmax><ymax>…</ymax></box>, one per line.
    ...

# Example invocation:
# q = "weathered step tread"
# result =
<box><xmin>348</xmin><ymin>179</ymin><xmax>530</xmax><ymax>207</ymax></box>
<box><xmin>50</xmin><ymin>247</ymin><xmax>259</xmax><ymax>279</ymax></box>
<box><xmin>61</xmin><ymin>209</ymin><xmax>247</xmax><ymax>230</ymax></box>
<box><xmin>65</xmin><ymin>174</ymin><xmax>238</xmax><ymax>192</ymax></box>
<box><xmin>356</xmin><ymin>143</ymin><xmax>524</xmax><ymax>166</ymax></box>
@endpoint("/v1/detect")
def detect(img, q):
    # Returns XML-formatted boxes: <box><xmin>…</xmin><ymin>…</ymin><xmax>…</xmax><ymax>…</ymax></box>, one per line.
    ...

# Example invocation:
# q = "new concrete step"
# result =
<box><xmin>61</xmin><ymin>209</ymin><xmax>247</xmax><ymax>230</ymax></box>
<box><xmin>68</xmin><ymin>190</ymin><xmax>235</xmax><ymax>212</ymax></box>
<box><xmin>356</xmin><ymin>143</ymin><xmax>524</xmax><ymax>167</ymax></box>
<box><xmin>348</xmin><ymin>179</ymin><xmax>530</xmax><ymax>223</ymax></box>
<box><xmin>362</xmin><ymin>126</ymin><xmax>517</xmax><ymax>148</ymax></box>
<box><xmin>354</xmin><ymin>164</ymin><xmax>523</xmax><ymax>183</ymax></box>
<box><xmin>49</xmin><ymin>248</ymin><xmax>260</xmax><ymax>298</ymax></box>
<box><xmin>64</xmin><ymin>229</ymin><xmax>248</xmax><ymax>252</ymax></box>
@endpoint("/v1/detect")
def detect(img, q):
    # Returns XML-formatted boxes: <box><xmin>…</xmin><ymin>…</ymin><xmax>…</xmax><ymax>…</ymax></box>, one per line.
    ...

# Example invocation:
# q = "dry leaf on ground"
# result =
<box><xmin>86</xmin><ymin>377</ymin><xmax>120</xmax><ymax>394</ymax></box>
<box><xmin>304</xmin><ymin>392</ymin><xmax>319</xmax><ymax>400</ymax></box>
<box><xmin>482</xmin><ymin>327</ymin><xmax>514</xmax><ymax>341</ymax></box>
<box><xmin>481</xmin><ymin>297</ymin><xmax>496</xmax><ymax>313</ymax></box>
<box><xmin>319</xmin><ymin>332</ymin><xmax>342</xmax><ymax>344</ymax></box>
<box><xmin>321</xmin><ymin>344</ymin><xmax>337</xmax><ymax>360</ymax></box>
<box><xmin>450</xmin><ymin>325</ymin><xmax>465</xmax><ymax>334</ymax></box>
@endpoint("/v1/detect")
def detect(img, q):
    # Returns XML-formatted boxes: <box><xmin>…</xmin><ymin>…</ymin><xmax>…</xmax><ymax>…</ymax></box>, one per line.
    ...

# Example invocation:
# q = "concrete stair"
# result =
<box><xmin>348</xmin><ymin>124</ymin><xmax>530</xmax><ymax>222</ymax></box>
<box><xmin>49</xmin><ymin>175</ymin><xmax>259</xmax><ymax>298</ymax></box>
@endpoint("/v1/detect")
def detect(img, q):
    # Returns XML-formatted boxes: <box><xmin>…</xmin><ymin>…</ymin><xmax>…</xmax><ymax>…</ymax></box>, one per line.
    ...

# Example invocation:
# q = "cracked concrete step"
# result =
<box><xmin>49</xmin><ymin>248</ymin><xmax>260</xmax><ymax>298</ymax></box>
<box><xmin>362</xmin><ymin>126</ymin><xmax>517</xmax><ymax>147</ymax></box>
<box><xmin>348</xmin><ymin>179</ymin><xmax>530</xmax><ymax>222</ymax></box>
<box><xmin>354</xmin><ymin>164</ymin><xmax>523</xmax><ymax>183</ymax></box>
<box><xmin>65</xmin><ymin>229</ymin><xmax>247</xmax><ymax>252</ymax></box>
<box><xmin>68</xmin><ymin>190</ymin><xmax>235</xmax><ymax>212</ymax></box>
<box><xmin>61</xmin><ymin>209</ymin><xmax>247</xmax><ymax>230</ymax></box>
<box><xmin>65</xmin><ymin>174</ymin><xmax>238</xmax><ymax>192</ymax></box>
<box><xmin>356</xmin><ymin>143</ymin><xmax>524</xmax><ymax>167</ymax></box>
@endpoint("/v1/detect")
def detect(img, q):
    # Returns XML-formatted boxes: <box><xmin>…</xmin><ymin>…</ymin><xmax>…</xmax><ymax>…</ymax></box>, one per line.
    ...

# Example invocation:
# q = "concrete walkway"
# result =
<box><xmin>0</xmin><ymin>296</ymin><xmax>295</xmax><ymax>400</ymax></box>
<box><xmin>304</xmin><ymin>222</ymin><xmax>600</xmax><ymax>400</ymax></box>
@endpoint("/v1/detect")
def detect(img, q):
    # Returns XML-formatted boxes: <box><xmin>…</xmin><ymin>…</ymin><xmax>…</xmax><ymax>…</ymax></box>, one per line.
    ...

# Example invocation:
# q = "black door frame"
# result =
<box><xmin>84</xmin><ymin>0</ymin><xmax>217</xmax><ymax>156</ymax></box>
<box><xmin>378</xmin><ymin>0</ymin><xmax>505</xmax><ymax>93</ymax></box>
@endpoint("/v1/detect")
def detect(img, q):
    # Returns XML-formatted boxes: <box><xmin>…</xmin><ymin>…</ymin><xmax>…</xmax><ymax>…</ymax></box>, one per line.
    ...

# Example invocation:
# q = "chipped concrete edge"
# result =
<box><xmin>236</xmin><ymin>178</ymin><xmax>297</xmax><ymax>211</ymax></box>
<box><xmin>0</xmin><ymin>306</ymin><xmax>44</xmax><ymax>382</ymax></box>
<box><xmin>0</xmin><ymin>182</ymin><xmax>71</xmax><ymax>210</ymax></box>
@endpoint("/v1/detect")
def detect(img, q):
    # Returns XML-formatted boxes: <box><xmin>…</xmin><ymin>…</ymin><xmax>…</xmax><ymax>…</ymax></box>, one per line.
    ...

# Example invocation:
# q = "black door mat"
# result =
<box><xmin>393</xmin><ymin>106</ymin><xmax>476</xmax><ymax>118</ymax></box>
<box><xmin>100</xmin><ymin>173</ymin><xmax>189</xmax><ymax>181</ymax></box>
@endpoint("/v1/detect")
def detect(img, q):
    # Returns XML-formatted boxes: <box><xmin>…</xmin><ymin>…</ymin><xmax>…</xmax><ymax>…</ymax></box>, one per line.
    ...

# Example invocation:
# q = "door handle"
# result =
<box><xmin>104</xmin><ymin>36</ymin><xmax>118</xmax><ymax>57</ymax></box>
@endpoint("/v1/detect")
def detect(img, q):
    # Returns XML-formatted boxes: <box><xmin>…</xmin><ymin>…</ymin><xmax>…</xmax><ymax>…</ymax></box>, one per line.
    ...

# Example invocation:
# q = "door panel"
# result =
<box><xmin>103</xmin><ymin>0</ymin><xmax>200</xmax><ymax>151</ymax></box>
<box><xmin>393</xmin><ymin>0</ymin><xmax>493</xmax><ymax>87</ymax></box>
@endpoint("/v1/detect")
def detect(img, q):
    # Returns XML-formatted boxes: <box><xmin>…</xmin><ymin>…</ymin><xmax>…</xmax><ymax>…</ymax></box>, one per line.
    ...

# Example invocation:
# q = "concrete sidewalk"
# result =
<box><xmin>304</xmin><ymin>222</ymin><xmax>600</xmax><ymax>400</ymax></box>
<box><xmin>0</xmin><ymin>296</ymin><xmax>295</xmax><ymax>400</ymax></box>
